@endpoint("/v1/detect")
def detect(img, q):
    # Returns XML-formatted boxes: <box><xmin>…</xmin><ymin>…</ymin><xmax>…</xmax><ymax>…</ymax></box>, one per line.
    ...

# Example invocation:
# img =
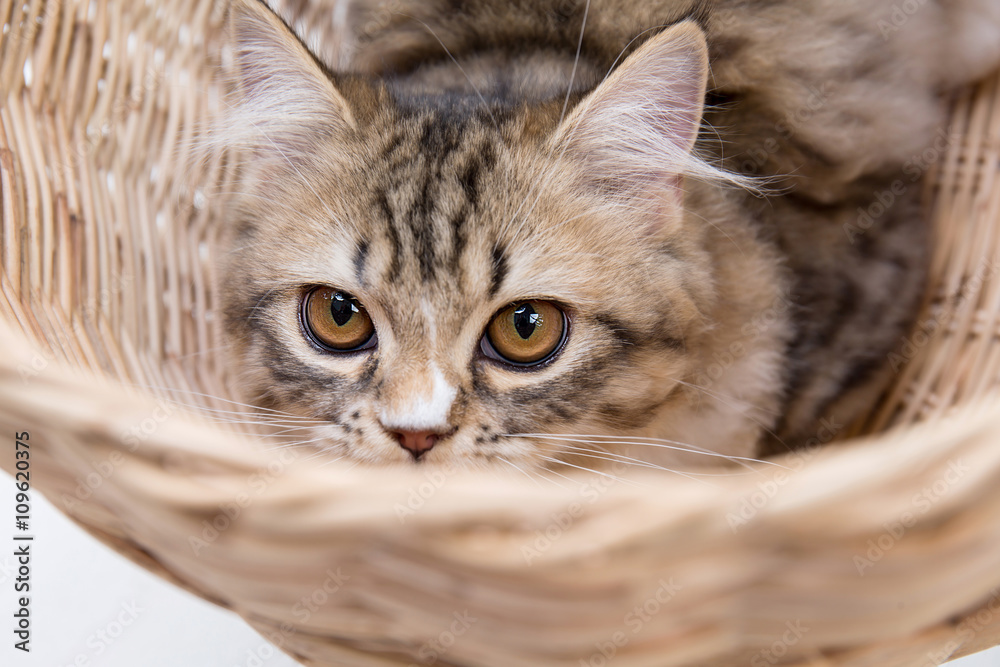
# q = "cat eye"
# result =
<box><xmin>301</xmin><ymin>287</ymin><xmax>376</xmax><ymax>352</ymax></box>
<box><xmin>482</xmin><ymin>301</ymin><xmax>567</xmax><ymax>367</ymax></box>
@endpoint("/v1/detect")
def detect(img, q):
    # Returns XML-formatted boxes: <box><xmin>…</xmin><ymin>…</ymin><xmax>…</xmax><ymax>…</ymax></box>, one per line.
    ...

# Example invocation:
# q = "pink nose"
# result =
<box><xmin>393</xmin><ymin>430</ymin><xmax>440</xmax><ymax>459</ymax></box>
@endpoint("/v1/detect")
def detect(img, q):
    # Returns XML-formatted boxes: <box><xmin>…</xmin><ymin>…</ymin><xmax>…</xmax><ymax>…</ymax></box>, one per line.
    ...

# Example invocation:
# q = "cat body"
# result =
<box><xmin>219</xmin><ymin>0</ymin><xmax>1000</xmax><ymax>471</ymax></box>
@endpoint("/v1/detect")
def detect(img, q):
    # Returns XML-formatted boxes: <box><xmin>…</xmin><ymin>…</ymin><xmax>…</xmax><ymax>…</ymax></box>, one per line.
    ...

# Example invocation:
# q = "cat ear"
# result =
<box><xmin>226</xmin><ymin>0</ymin><xmax>356</xmax><ymax>158</ymax></box>
<box><xmin>551</xmin><ymin>21</ymin><xmax>709</xmax><ymax>204</ymax></box>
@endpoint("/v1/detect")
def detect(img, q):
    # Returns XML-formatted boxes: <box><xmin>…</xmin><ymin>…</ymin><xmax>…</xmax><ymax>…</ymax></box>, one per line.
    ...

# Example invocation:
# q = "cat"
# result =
<box><xmin>216</xmin><ymin>0</ymin><xmax>1000</xmax><ymax>473</ymax></box>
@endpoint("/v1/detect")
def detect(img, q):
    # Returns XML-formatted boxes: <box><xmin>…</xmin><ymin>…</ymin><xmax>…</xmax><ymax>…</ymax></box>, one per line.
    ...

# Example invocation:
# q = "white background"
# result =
<box><xmin>1</xmin><ymin>474</ymin><xmax>998</xmax><ymax>667</ymax></box>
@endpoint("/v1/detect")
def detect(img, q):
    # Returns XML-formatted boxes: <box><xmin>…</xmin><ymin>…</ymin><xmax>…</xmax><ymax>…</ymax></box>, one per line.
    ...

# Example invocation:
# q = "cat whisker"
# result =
<box><xmin>209</xmin><ymin>190</ymin><xmax>303</xmax><ymax>216</ymax></box>
<box><xmin>535</xmin><ymin>465</ymin><xmax>585</xmax><ymax>490</ymax></box>
<box><xmin>535</xmin><ymin>455</ymin><xmax>642</xmax><ymax>487</ymax></box>
<box><xmin>174</xmin><ymin>409</ymin><xmax>330</xmax><ymax>429</ymax></box>
<box><xmin>225</xmin><ymin>239</ymin><xmax>330</xmax><ymax>255</ymax></box>
<box><xmin>514</xmin><ymin>19</ymin><xmax>760</xmax><ymax>243</ymax></box>
<box><xmin>536</xmin><ymin>438</ymin><xmax>726</xmax><ymax>486</ymax></box>
<box><xmin>670</xmin><ymin>378</ymin><xmax>792</xmax><ymax>451</ymax></box>
<box><xmin>217</xmin><ymin>96</ymin><xmax>344</xmax><ymax>226</ymax></box>
<box><xmin>556</xmin><ymin>450</ymin><xmax>722</xmax><ymax>487</ymax></box>
<box><xmin>614</xmin><ymin>441</ymin><xmax>782</xmax><ymax>472</ymax></box>
<box><xmin>524</xmin><ymin>457</ymin><xmax>591</xmax><ymax>490</ymax></box>
<box><xmin>127</xmin><ymin>384</ymin><xmax>307</xmax><ymax>417</ymax></box>
<box><xmin>683</xmin><ymin>206</ymin><xmax>748</xmax><ymax>257</ymax></box>
<box><xmin>177</xmin><ymin>403</ymin><xmax>327</xmax><ymax>423</ymax></box>
<box><xmin>194</xmin><ymin>415</ymin><xmax>328</xmax><ymax>430</ymax></box>
<box><xmin>537</xmin><ymin>431</ymin><xmax>770</xmax><ymax>457</ymax></box>
<box><xmin>603</xmin><ymin>24</ymin><xmax>677</xmax><ymax>75</ymax></box>
<box><xmin>130</xmin><ymin>386</ymin><xmax>336</xmax><ymax>436</ymax></box>
<box><xmin>315</xmin><ymin>454</ymin><xmax>349</xmax><ymax>469</ymax></box>
<box><xmin>298</xmin><ymin>447</ymin><xmax>339</xmax><ymax>462</ymax></box>
<box><xmin>554</xmin><ymin>444</ymin><xmax>677</xmax><ymax>472</ymax></box>
<box><xmin>168</xmin><ymin>345</ymin><xmax>230</xmax><ymax>361</ymax></box>
<box><xmin>506</xmin><ymin>19</ymin><xmax>609</xmax><ymax>244</ymax></box>
<box><xmin>257</xmin><ymin>435</ymin><xmax>331</xmax><ymax>452</ymax></box>
<box><xmin>202</xmin><ymin>425</ymin><xmax>321</xmax><ymax>440</ymax></box>
<box><xmin>339</xmin><ymin>459</ymin><xmax>364</xmax><ymax>474</ymax></box>
<box><xmin>670</xmin><ymin>378</ymin><xmax>782</xmax><ymax>418</ymax></box>
<box><xmin>256</xmin><ymin>444</ymin><xmax>320</xmax><ymax>454</ymax></box>
<box><xmin>258</xmin><ymin>432</ymin><xmax>331</xmax><ymax>445</ymax></box>
<box><xmin>511</xmin><ymin>433</ymin><xmax>785</xmax><ymax>471</ymax></box>
<box><xmin>399</xmin><ymin>13</ymin><xmax>499</xmax><ymax>129</ymax></box>
<box><xmin>557</xmin><ymin>0</ymin><xmax>592</xmax><ymax>126</ymax></box>
<box><xmin>547</xmin><ymin>211</ymin><xmax>601</xmax><ymax>235</ymax></box>
<box><xmin>264</xmin><ymin>421</ymin><xmax>330</xmax><ymax>430</ymax></box>
<box><xmin>495</xmin><ymin>455</ymin><xmax>563</xmax><ymax>489</ymax></box>
<box><xmin>556</xmin><ymin>444</ymin><xmax>760</xmax><ymax>479</ymax></box>
<box><xmin>256</xmin><ymin>427</ymin><xmax>329</xmax><ymax>439</ymax></box>
<box><xmin>242</xmin><ymin>285</ymin><xmax>284</xmax><ymax>326</ymax></box>
<box><xmin>554</xmin><ymin>441</ymin><xmax>689</xmax><ymax>469</ymax></box>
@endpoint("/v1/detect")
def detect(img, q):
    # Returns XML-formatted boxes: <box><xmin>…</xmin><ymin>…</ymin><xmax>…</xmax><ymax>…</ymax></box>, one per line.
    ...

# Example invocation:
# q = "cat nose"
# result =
<box><xmin>391</xmin><ymin>430</ymin><xmax>441</xmax><ymax>459</ymax></box>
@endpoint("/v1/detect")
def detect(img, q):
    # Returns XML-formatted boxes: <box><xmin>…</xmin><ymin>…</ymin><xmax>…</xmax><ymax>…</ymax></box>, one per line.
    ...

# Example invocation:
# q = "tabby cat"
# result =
<box><xmin>218</xmin><ymin>0</ymin><xmax>1000</xmax><ymax>471</ymax></box>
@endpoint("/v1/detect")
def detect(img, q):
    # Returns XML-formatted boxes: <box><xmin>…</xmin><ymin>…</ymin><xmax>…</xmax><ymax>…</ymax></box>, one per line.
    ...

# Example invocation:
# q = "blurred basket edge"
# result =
<box><xmin>1</xmin><ymin>1</ymin><xmax>1000</xmax><ymax>666</ymax></box>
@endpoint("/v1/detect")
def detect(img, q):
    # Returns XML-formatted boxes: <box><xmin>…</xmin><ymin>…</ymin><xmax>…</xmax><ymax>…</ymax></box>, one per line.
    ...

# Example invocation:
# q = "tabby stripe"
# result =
<box><xmin>592</xmin><ymin>312</ymin><xmax>685</xmax><ymax>354</ymax></box>
<box><xmin>489</xmin><ymin>243</ymin><xmax>508</xmax><ymax>298</ymax></box>
<box><xmin>412</xmin><ymin>174</ymin><xmax>438</xmax><ymax>282</ymax></box>
<box><xmin>356</xmin><ymin>356</ymin><xmax>378</xmax><ymax>388</ymax></box>
<box><xmin>596</xmin><ymin>383</ymin><xmax>683</xmax><ymax>430</ymax></box>
<box><xmin>450</xmin><ymin>205</ymin><xmax>469</xmax><ymax>277</ymax></box>
<box><xmin>354</xmin><ymin>240</ymin><xmax>370</xmax><ymax>286</ymax></box>
<box><xmin>459</xmin><ymin>157</ymin><xmax>481</xmax><ymax>207</ymax></box>
<box><xmin>417</xmin><ymin>115</ymin><xmax>462</xmax><ymax>161</ymax></box>
<box><xmin>380</xmin><ymin>132</ymin><xmax>403</xmax><ymax>159</ymax></box>
<box><xmin>376</xmin><ymin>191</ymin><xmax>402</xmax><ymax>279</ymax></box>
<box><xmin>593</xmin><ymin>313</ymin><xmax>639</xmax><ymax>348</ymax></box>
<box><xmin>257</xmin><ymin>324</ymin><xmax>342</xmax><ymax>389</ymax></box>
<box><xmin>233</xmin><ymin>288</ymin><xmax>282</xmax><ymax>330</ymax></box>
<box><xmin>480</xmin><ymin>141</ymin><xmax>496</xmax><ymax>171</ymax></box>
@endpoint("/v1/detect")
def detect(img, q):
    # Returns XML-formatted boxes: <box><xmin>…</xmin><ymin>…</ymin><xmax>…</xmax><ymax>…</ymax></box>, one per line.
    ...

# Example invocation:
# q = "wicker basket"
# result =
<box><xmin>2</xmin><ymin>1</ymin><xmax>1000</xmax><ymax>665</ymax></box>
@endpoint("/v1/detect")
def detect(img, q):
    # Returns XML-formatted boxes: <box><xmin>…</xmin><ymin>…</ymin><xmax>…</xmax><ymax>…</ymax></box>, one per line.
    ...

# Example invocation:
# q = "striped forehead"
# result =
<box><xmin>358</xmin><ymin>111</ymin><xmax>508</xmax><ymax>294</ymax></box>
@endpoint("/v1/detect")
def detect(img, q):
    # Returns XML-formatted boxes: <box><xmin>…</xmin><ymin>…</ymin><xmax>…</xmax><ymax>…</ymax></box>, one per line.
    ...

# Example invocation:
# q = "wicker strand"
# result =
<box><xmin>1</xmin><ymin>2</ymin><xmax>999</xmax><ymax>666</ymax></box>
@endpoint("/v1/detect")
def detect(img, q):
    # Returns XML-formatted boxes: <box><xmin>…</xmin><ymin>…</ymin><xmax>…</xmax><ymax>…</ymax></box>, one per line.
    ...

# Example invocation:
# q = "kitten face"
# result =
<box><xmin>225</xmin><ymin>99</ymin><xmax>713</xmax><ymax>469</ymax></box>
<box><xmin>220</xmin><ymin>0</ymin><xmax>785</xmax><ymax>471</ymax></box>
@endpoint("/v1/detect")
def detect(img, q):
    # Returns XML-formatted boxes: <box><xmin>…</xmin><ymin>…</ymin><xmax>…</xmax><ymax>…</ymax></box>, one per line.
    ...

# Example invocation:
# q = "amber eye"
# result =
<box><xmin>483</xmin><ymin>301</ymin><xmax>567</xmax><ymax>366</ymax></box>
<box><xmin>301</xmin><ymin>287</ymin><xmax>376</xmax><ymax>351</ymax></box>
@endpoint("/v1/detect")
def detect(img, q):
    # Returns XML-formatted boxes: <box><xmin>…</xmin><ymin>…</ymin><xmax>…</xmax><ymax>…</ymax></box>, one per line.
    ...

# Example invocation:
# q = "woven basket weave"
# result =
<box><xmin>2</xmin><ymin>1</ymin><xmax>1000</xmax><ymax>665</ymax></box>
